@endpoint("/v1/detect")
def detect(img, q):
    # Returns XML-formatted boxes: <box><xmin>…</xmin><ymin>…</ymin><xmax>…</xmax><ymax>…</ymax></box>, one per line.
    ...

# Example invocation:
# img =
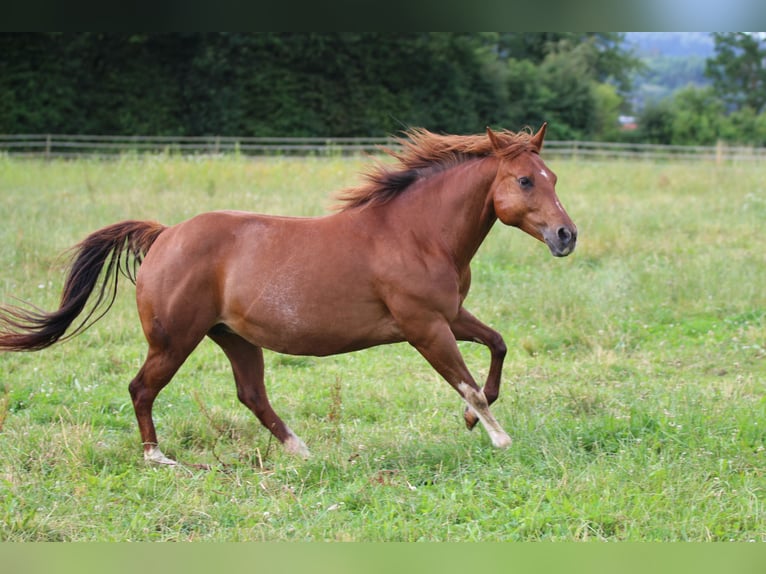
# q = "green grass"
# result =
<box><xmin>0</xmin><ymin>153</ymin><xmax>764</xmax><ymax>541</ymax></box>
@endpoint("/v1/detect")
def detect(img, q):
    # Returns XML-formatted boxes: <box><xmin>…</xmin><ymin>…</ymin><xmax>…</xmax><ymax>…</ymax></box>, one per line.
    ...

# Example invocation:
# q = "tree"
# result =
<box><xmin>495</xmin><ymin>33</ymin><xmax>641</xmax><ymax>93</ymax></box>
<box><xmin>505</xmin><ymin>37</ymin><xmax>628</xmax><ymax>140</ymax></box>
<box><xmin>717</xmin><ymin>106</ymin><xmax>766</xmax><ymax>146</ymax></box>
<box><xmin>706</xmin><ymin>32</ymin><xmax>766</xmax><ymax>113</ymax></box>
<box><xmin>638</xmin><ymin>100</ymin><xmax>675</xmax><ymax>144</ymax></box>
<box><xmin>669</xmin><ymin>86</ymin><xmax>724</xmax><ymax>145</ymax></box>
<box><xmin>591</xmin><ymin>82</ymin><xmax>623</xmax><ymax>141</ymax></box>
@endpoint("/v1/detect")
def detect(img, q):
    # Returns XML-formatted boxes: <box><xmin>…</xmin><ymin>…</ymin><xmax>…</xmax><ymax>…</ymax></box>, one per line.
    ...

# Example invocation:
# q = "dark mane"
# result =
<box><xmin>335</xmin><ymin>127</ymin><xmax>539</xmax><ymax>211</ymax></box>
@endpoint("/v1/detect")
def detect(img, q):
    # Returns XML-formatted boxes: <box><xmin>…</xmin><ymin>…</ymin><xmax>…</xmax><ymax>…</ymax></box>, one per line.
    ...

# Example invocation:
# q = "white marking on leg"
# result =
<box><xmin>283</xmin><ymin>428</ymin><xmax>311</xmax><ymax>459</ymax></box>
<box><xmin>144</xmin><ymin>445</ymin><xmax>178</xmax><ymax>465</ymax></box>
<box><xmin>457</xmin><ymin>382</ymin><xmax>511</xmax><ymax>448</ymax></box>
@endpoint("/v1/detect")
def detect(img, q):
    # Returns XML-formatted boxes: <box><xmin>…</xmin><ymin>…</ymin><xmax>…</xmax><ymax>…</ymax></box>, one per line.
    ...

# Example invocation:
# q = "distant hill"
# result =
<box><xmin>626</xmin><ymin>33</ymin><xmax>714</xmax><ymax>111</ymax></box>
<box><xmin>625</xmin><ymin>32</ymin><xmax>715</xmax><ymax>58</ymax></box>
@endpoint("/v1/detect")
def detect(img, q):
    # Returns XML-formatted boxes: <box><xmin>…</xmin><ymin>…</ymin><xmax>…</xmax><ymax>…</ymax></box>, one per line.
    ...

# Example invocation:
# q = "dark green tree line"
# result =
<box><xmin>0</xmin><ymin>32</ymin><xmax>638</xmax><ymax>138</ymax></box>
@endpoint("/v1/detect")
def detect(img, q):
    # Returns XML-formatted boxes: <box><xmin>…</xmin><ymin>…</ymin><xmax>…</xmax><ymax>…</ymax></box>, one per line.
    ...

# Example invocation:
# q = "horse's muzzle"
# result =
<box><xmin>544</xmin><ymin>225</ymin><xmax>577</xmax><ymax>257</ymax></box>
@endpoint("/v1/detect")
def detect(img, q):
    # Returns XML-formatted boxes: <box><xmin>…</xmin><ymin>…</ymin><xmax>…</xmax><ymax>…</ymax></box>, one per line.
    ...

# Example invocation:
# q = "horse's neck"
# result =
<box><xmin>390</xmin><ymin>157</ymin><xmax>498</xmax><ymax>268</ymax></box>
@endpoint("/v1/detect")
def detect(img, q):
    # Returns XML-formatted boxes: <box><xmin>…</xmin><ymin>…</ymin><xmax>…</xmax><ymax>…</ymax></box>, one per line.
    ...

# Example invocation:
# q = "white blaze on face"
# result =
<box><xmin>539</xmin><ymin>168</ymin><xmax>566</xmax><ymax>215</ymax></box>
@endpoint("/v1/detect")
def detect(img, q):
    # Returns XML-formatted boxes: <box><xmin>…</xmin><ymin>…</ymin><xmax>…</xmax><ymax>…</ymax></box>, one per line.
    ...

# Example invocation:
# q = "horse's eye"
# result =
<box><xmin>518</xmin><ymin>176</ymin><xmax>532</xmax><ymax>189</ymax></box>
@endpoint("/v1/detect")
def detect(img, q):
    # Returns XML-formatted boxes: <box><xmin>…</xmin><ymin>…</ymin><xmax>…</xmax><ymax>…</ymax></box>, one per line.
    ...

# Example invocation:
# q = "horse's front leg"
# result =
<box><xmin>402</xmin><ymin>315</ymin><xmax>511</xmax><ymax>448</ymax></box>
<box><xmin>450</xmin><ymin>308</ymin><xmax>507</xmax><ymax>430</ymax></box>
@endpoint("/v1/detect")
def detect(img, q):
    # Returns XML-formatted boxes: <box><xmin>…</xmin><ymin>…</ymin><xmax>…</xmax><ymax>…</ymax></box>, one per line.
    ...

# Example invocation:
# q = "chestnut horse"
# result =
<box><xmin>0</xmin><ymin>124</ymin><xmax>576</xmax><ymax>464</ymax></box>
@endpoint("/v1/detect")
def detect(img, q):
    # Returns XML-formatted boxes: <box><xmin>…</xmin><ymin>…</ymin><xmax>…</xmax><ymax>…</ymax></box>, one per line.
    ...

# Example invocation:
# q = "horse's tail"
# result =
<box><xmin>0</xmin><ymin>220</ymin><xmax>166</xmax><ymax>352</ymax></box>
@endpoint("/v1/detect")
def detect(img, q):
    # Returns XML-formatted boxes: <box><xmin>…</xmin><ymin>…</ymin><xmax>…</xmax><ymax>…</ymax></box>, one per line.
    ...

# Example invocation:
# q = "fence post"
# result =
<box><xmin>45</xmin><ymin>134</ymin><xmax>51</xmax><ymax>160</ymax></box>
<box><xmin>715</xmin><ymin>140</ymin><xmax>724</xmax><ymax>165</ymax></box>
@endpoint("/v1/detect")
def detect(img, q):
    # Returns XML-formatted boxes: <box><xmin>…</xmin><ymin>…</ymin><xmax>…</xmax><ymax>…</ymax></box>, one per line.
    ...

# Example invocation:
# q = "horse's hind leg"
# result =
<box><xmin>129</xmin><ymin>314</ymin><xmax>208</xmax><ymax>465</ymax></box>
<box><xmin>129</xmin><ymin>342</ymin><xmax>200</xmax><ymax>465</ymax></box>
<box><xmin>208</xmin><ymin>328</ymin><xmax>310</xmax><ymax>458</ymax></box>
<box><xmin>128</xmin><ymin>349</ymin><xmax>183</xmax><ymax>464</ymax></box>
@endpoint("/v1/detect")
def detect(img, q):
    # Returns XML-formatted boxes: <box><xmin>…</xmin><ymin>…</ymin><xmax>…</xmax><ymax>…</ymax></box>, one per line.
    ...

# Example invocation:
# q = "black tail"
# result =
<box><xmin>0</xmin><ymin>220</ymin><xmax>166</xmax><ymax>351</ymax></box>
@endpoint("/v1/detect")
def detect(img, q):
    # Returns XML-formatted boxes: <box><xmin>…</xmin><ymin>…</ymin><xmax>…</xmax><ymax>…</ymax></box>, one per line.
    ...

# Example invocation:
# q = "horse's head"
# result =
<box><xmin>487</xmin><ymin>123</ymin><xmax>577</xmax><ymax>257</ymax></box>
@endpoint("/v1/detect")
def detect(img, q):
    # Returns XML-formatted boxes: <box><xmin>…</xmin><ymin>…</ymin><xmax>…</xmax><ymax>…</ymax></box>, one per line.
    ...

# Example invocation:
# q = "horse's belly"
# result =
<box><xmin>278</xmin><ymin>322</ymin><xmax>405</xmax><ymax>356</ymax></box>
<box><xmin>233</xmin><ymin>314</ymin><xmax>404</xmax><ymax>356</ymax></box>
<box><xmin>224</xmin><ymin>291</ymin><xmax>404</xmax><ymax>356</ymax></box>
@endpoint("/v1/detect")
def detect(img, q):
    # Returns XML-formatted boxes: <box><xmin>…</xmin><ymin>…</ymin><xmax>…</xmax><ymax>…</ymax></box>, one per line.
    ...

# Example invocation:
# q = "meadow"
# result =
<box><xmin>0</xmin><ymin>152</ymin><xmax>764</xmax><ymax>541</ymax></box>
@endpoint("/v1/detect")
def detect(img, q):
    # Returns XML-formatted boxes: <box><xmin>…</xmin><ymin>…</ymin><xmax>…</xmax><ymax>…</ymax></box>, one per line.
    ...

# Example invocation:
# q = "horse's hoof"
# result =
<box><xmin>463</xmin><ymin>406</ymin><xmax>479</xmax><ymax>430</ymax></box>
<box><xmin>144</xmin><ymin>445</ymin><xmax>178</xmax><ymax>466</ymax></box>
<box><xmin>284</xmin><ymin>434</ymin><xmax>311</xmax><ymax>459</ymax></box>
<box><xmin>492</xmin><ymin>432</ymin><xmax>512</xmax><ymax>449</ymax></box>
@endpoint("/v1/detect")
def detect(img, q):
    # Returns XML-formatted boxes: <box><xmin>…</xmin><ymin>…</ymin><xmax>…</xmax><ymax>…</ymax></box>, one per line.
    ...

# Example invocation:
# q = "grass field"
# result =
<box><xmin>0</xmin><ymin>153</ymin><xmax>764</xmax><ymax>541</ymax></box>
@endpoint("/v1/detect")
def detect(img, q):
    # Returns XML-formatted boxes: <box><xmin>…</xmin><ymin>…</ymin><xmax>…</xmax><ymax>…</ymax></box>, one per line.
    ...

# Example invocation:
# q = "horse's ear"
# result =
<box><xmin>531</xmin><ymin>122</ymin><xmax>548</xmax><ymax>151</ymax></box>
<box><xmin>486</xmin><ymin>126</ymin><xmax>502</xmax><ymax>152</ymax></box>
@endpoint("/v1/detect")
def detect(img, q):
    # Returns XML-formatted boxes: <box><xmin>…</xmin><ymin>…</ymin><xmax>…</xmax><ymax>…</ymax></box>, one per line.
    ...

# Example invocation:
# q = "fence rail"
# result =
<box><xmin>2</xmin><ymin>134</ymin><xmax>766</xmax><ymax>162</ymax></box>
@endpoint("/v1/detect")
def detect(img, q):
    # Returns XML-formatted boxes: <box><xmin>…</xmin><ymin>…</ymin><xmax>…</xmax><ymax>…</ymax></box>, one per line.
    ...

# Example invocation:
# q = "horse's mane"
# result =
<box><xmin>335</xmin><ymin>127</ymin><xmax>540</xmax><ymax>211</ymax></box>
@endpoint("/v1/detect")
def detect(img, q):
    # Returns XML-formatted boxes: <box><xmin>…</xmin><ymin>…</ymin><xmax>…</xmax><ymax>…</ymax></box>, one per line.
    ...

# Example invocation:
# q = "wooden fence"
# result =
<box><xmin>2</xmin><ymin>134</ymin><xmax>766</xmax><ymax>162</ymax></box>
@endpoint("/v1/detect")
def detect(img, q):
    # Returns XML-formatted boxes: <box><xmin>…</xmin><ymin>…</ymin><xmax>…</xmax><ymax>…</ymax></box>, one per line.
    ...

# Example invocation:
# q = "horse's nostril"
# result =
<box><xmin>557</xmin><ymin>226</ymin><xmax>572</xmax><ymax>243</ymax></box>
